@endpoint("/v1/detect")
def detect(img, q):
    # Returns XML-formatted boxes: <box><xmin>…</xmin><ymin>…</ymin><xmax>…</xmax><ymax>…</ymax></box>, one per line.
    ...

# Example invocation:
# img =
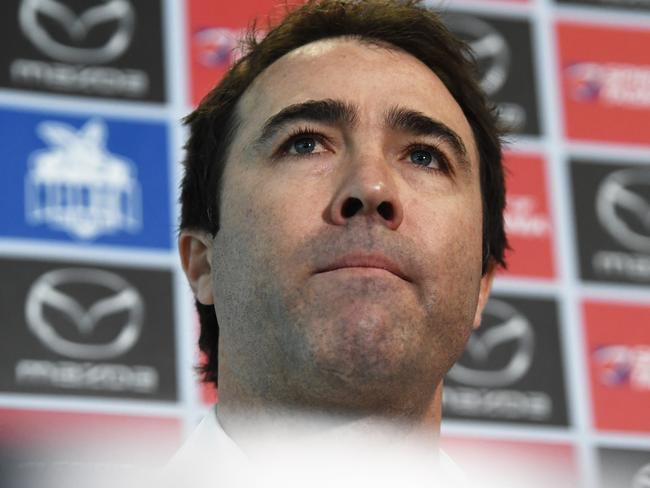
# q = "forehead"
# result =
<box><xmin>235</xmin><ymin>37</ymin><xmax>478</xmax><ymax>161</ymax></box>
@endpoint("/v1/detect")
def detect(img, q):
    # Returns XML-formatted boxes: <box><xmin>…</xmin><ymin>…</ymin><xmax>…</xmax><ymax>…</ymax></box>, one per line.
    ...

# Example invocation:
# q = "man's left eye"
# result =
<box><xmin>274</xmin><ymin>132</ymin><xmax>330</xmax><ymax>160</ymax></box>
<box><xmin>410</xmin><ymin>148</ymin><xmax>437</xmax><ymax>168</ymax></box>
<box><xmin>288</xmin><ymin>136</ymin><xmax>325</xmax><ymax>155</ymax></box>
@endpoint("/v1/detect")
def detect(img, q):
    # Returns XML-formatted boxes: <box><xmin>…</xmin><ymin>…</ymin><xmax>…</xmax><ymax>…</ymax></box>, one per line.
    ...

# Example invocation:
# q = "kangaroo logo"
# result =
<box><xmin>25</xmin><ymin>118</ymin><xmax>142</xmax><ymax>240</ymax></box>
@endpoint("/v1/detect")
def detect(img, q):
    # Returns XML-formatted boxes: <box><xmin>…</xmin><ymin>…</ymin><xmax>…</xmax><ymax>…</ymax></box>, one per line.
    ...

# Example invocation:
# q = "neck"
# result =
<box><xmin>215</xmin><ymin>367</ymin><xmax>444</xmax><ymax>461</ymax></box>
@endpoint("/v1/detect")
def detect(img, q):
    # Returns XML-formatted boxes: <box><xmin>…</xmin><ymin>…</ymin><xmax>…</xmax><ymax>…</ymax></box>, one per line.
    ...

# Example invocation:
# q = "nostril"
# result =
<box><xmin>377</xmin><ymin>201</ymin><xmax>394</xmax><ymax>221</ymax></box>
<box><xmin>341</xmin><ymin>197</ymin><xmax>363</xmax><ymax>218</ymax></box>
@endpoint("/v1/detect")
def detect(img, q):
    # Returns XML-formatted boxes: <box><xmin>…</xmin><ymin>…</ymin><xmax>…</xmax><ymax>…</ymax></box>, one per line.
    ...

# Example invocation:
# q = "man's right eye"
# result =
<box><xmin>278</xmin><ymin>131</ymin><xmax>330</xmax><ymax>158</ymax></box>
<box><xmin>290</xmin><ymin>137</ymin><xmax>317</xmax><ymax>155</ymax></box>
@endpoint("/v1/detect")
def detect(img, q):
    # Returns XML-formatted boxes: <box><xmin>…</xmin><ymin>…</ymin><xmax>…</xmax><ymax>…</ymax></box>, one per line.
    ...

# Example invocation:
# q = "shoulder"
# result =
<box><xmin>159</xmin><ymin>407</ymin><xmax>251</xmax><ymax>488</ymax></box>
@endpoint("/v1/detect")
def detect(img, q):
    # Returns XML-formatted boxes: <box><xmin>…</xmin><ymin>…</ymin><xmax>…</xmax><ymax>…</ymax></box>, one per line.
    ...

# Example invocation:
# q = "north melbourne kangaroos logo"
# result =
<box><xmin>25</xmin><ymin>118</ymin><xmax>142</xmax><ymax>240</ymax></box>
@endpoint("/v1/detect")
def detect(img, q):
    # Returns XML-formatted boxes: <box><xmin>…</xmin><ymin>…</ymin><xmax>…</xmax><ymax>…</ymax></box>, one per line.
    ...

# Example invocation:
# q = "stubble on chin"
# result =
<box><xmin>268</xmin><ymin>263</ymin><xmax>474</xmax><ymax>414</ymax></box>
<box><xmin>216</xmin><ymin>216</ymin><xmax>478</xmax><ymax>413</ymax></box>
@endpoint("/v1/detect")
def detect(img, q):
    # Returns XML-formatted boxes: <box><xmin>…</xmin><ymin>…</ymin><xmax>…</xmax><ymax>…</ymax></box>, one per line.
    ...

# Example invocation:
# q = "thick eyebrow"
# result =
<box><xmin>256</xmin><ymin>99</ymin><xmax>357</xmax><ymax>146</ymax></box>
<box><xmin>385</xmin><ymin>106</ymin><xmax>470</xmax><ymax>172</ymax></box>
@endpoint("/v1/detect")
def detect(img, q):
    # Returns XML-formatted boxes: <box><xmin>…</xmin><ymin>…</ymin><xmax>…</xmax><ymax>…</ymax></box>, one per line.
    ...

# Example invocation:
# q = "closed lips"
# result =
<box><xmin>316</xmin><ymin>254</ymin><xmax>411</xmax><ymax>282</ymax></box>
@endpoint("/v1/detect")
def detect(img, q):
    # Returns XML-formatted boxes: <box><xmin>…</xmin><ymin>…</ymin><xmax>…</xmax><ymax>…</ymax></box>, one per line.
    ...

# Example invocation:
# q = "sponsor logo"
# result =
<box><xmin>593</xmin><ymin>345</ymin><xmax>650</xmax><ymax>391</ymax></box>
<box><xmin>25</xmin><ymin>118</ymin><xmax>142</xmax><ymax>240</ymax></box>
<box><xmin>588</xmin><ymin>167</ymin><xmax>650</xmax><ymax>282</ymax></box>
<box><xmin>448</xmin><ymin>299</ymin><xmax>535</xmax><ymax>388</ymax></box>
<box><xmin>499</xmin><ymin>153</ymin><xmax>555</xmax><ymax>279</ymax></box>
<box><xmin>598</xmin><ymin>448</ymin><xmax>650</xmax><ymax>488</ymax></box>
<box><xmin>0</xmin><ymin>108</ymin><xmax>171</xmax><ymax>249</ymax></box>
<box><xmin>585</xmin><ymin>301</ymin><xmax>650</xmax><ymax>431</ymax></box>
<box><xmin>15</xmin><ymin>359</ymin><xmax>157</xmax><ymax>392</ymax></box>
<box><xmin>25</xmin><ymin>268</ymin><xmax>143</xmax><ymax>360</ymax></box>
<box><xmin>3</xmin><ymin>0</ymin><xmax>163</xmax><ymax>100</ymax></box>
<box><xmin>571</xmin><ymin>161</ymin><xmax>650</xmax><ymax>284</ymax></box>
<box><xmin>444</xmin><ymin>15</ymin><xmax>509</xmax><ymax>96</ymax></box>
<box><xmin>14</xmin><ymin>267</ymin><xmax>161</xmax><ymax>395</ymax></box>
<box><xmin>9</xmin><ymin>60</ymin><xmax>148</xmax><ymax>96</ymax></box>
<box><xmin>443</xmin><ymin>388</ymin><xmax>551</xmax><ymax>421</ymax></box>
<box><xmin>596</xmin><ymin>168</ymin><xmax>650</xmax><ymax>254</ymax></box>
<box><xmin>193</xmin><ymin>27</ymin><xmax>244</xmax><ymax>69</ymax></box>
<box><xmin>444</xmin><ymin>296</ymin><xmax>566</xmax><ymax>424</ymax></box>
<box><xmin>558</xmin><ymin>22</ymin><xmax>650</xmax><ymax>145</ymax></box>
<box><xmin>0</xmin><ymin>258</ymin><xmax>176</xmax><ymax>399</ymax></box>
<box><xmin>557</xmin><ymin>0</ymin><xmax>650</xmax><ymax>13</ymax></box>
<box><xmin>566</xmin><ymin>62</ymin><xmax>650</xmax><ymax>108</ymax></box>
<box><xmin>444</xmin><ymin>14</ymin><xmax>527</xmax><ymax>131</ymax></box>
<box><xmin>505</xmin><ymin>195</ymin><xmax>551</xmax><ymax>238</ymax></box>
<box><xmin>18</xmin><ymin>0</ymin><xmax>135</xmax><ymax>64</ymax></box>
<box><xmin>592</xmin><ymin>251</ymin><xmax>650</xmax><ymax>281</ymax></box>
<box><xmin>634</xmin><ymin>464</ymin><xmax>650</xmax><ymax>488</ymax></box>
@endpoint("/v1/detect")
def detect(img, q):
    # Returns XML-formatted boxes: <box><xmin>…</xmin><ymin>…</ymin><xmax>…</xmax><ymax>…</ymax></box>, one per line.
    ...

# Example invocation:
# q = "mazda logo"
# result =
<box><xmin>25</xmin><ymin>268</ymin><xmax>144</xmax><ymax>360</ymax></box>
<box><xmin>19</xmin><ymin>0</ymin><xmax>135</xmax><ymax>64</ymax></box>
<box><xmin>634</xmin><ymin>464</ymin><xmax>650</xmax><ymax>488</ymax></box>
<box><xmin>447</xmin><ymin>299</ymin><xmax>534</xmax><ymax>388</ymax></box>
<box><xmin>443</xmin><ymin>13</ymin><xmax>510</xmax><ymax>96</ymax></box>
<box><xmin>596</xmin><ymin>167</ymin><xmax>650</xmax><ymax>254</ymax></box>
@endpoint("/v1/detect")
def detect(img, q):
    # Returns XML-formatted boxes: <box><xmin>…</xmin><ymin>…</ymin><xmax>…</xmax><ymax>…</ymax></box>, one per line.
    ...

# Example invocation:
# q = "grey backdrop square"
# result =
<box><xmin>556</xmin><ymin>0</ymin><xmax>650</xmax><ymax>11</ymax></box>
<box><xmin>570</xmin><ymin>160</ymin><xmax>650</xmax><ymax>285</ymax></box>
<box><xmin>0</xmin><ymin>0</ymin><xmax>166</xmax><ymax>101</ymax></box>
<box><xmin>443</xmin><ymin>294</ymin><xmax>569</xmax><ymax>426</ymax></box>
<box><xmin>0</xmin><ymin>257</ymin><xmax>177</xmax><ymax>401</ymax></box>
<box><xmin>598</xmin><ymin>447</ymin><xmax>650</xmax><ymax>488</ymax></box>
<box><xmin>442</xmin><ymin>12</ymin><xmax>542</xmax><ymax>136</ymax></box>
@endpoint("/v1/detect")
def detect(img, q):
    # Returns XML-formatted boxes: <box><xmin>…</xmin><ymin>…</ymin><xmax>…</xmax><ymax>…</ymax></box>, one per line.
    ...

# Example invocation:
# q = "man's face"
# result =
<box><xmin>206</xmin><ymin>38</ymin><xmax>492</xmax><ymax>411</ymax></box>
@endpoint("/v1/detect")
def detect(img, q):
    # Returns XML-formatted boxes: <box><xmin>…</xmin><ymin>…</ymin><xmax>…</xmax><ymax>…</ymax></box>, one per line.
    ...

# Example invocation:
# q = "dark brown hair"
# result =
<box><xmin>180</xmin><ymin>0</ymin><xmax>508</xmax><ymax>388</ymax></box>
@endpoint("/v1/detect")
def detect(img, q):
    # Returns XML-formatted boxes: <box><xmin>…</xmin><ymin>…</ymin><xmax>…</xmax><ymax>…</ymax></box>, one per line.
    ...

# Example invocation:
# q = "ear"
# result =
<box><xmin>179</xmin><ymin>230</ymin><xmax>214</xmax><ymax>305</ymax></box>
<box><xmin>472</xmin><ymin>261</ymin><xmax>496</xmax><ymax>329</ymax></box>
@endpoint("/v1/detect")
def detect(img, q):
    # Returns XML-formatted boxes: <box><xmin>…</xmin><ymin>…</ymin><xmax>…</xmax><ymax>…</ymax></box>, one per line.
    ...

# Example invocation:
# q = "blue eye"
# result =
<box><xmin>410</xmin><ymin>149</ymin><xmax>434</xmax><ymax>166</ymax></box>
<box><xmin>292</xmin><ymin>137</ymin><xmax>317</xmax><ymax>154</ymax></box>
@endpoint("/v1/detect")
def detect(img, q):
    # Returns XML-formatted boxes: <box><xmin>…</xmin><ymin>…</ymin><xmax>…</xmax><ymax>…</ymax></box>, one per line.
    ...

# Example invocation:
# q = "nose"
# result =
<box><xmin>327</xmin><ymin>154</ymin><xmax>404</xmax><ymax>230</ymax></box>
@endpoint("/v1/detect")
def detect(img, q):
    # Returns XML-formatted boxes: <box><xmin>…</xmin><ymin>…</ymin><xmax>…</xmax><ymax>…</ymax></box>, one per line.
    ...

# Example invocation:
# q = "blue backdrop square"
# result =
<box><xmin>0</xmin><ymin>107</ymin><xmax>172</xmax><ymax>249</ymax></box>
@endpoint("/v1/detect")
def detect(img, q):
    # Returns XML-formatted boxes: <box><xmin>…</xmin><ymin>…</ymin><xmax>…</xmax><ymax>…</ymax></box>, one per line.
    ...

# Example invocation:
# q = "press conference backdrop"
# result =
<box><xmin>0</xmin><ymin>0</ymin><xmax>648</xmax><ymax>486</ymax></box>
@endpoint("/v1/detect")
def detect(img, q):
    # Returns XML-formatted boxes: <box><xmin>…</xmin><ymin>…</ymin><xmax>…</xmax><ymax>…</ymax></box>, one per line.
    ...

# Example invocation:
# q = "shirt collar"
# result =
<box><xmin>164</xmin><ymin>405</ymin><xmax>470</xmax><ymax>487</ymax></box>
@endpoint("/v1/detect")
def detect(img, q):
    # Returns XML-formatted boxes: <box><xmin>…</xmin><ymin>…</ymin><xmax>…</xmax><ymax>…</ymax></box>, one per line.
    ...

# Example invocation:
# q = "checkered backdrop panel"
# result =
<box><xmin>0</xmin><ymin>1</ymin><xmax>648</xmax><ymax>486</ymax></box>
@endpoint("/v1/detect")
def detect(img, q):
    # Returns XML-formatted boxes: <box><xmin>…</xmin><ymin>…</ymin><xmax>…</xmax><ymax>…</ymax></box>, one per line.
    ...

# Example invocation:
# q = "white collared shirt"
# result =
<box><xmin>163</xmin><ymin>406</ymin><xmax>471</xmax><ymax>488</ymax></box>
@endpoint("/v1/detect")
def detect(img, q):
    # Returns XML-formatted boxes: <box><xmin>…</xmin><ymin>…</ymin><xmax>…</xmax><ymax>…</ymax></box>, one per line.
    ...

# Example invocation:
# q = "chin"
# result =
<box><xmin>280</xmin><ymin>283</ymin><xmax>469</xmax><ymax>409</ymax></box>
<box><xmin>300</xmin><ymin>311</ymin><xmax>433</xmax><ymax>399</ymax></box>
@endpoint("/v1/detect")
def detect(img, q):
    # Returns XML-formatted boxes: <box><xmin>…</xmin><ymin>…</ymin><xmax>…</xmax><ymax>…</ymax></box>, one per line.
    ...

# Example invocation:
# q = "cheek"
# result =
<box><xmin>408</xmin><ymin>192</ymin><xmax>483</xmax><ymax>261</ymax></box>
<box><xmin>450</xmin><ymin>204</ymin><xmax>483</xmax><ymax>264</ymax></box>
<box><xmin>216</xmin><ymin>167</ymin><xmax>317</xmax><ymax>271</ymax></box>
<box><xmin>407</xmin><ymin>193</ymin><xmax>484</xmax><ymax>302</ymax></box>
